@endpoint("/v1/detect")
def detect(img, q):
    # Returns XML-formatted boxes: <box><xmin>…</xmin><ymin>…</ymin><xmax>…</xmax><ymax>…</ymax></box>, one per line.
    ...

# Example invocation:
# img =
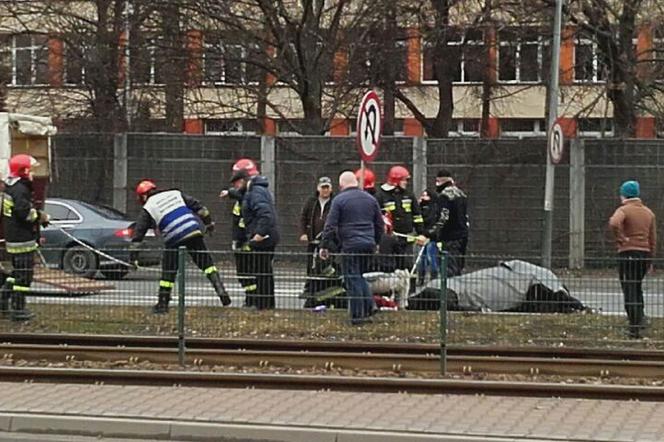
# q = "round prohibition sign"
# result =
<box><xmin>356</xmin><ymin>91</ymin><xmax>382</xmax><ymax>162</ymax></box>
<box><xmin>548</xmin><ymin>122</ymin><xmax>564</xmax><ymax>165</ymax></box>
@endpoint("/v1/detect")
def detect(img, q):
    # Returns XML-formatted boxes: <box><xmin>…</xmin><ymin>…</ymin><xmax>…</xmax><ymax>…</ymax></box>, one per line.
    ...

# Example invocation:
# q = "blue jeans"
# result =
<box><xmin>342</xmin><ymin>251</ymin><xmax>373</xmax><ymax>320</ymax></box>
<box><xmin>417</xmin><ymin>241</ymin><xmax>439</xmax><ymax>277</ymax></box>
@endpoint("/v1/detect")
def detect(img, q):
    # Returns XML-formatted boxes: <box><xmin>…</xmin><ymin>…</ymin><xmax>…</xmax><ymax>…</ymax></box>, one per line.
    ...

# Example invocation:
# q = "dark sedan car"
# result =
<box><xmin>40</xmin><ymin>198</ymin><xmax>162</xmax><ymax>279</ymax></box>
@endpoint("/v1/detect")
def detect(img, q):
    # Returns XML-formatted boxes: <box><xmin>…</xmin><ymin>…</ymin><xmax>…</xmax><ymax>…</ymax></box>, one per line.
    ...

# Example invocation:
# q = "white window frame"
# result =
<box><xmin>448</xmin><ymin>119</ymin><xmax>480</xmax><ymax>137</ymax></box>
<box><xmin>578</xmin><ymin>118</ymin><xmax>614</xmax><ymax>138</ymax></box>
<box><xmin>9</xmin><ymin>34</ymin><xmax>49</xmax><ymax>87</ymax></box>
<box><xmin>64</xmin><ymin>44</ymin><xmax>86</xmax><ymax>86</ymax></box>
<box><xmin>203</xmin><ymin>40</ymin><xmax>261</xmax><ymax>86</ymax></box>
<box><xmin>204</xmin><ymin>119</ymin><xmax>258</xmax><ymax>136</ymax></box>
<box><xmin>498</xmin><ymin>36</ymin><xmax>545</xmax><ymax>84</ymax></box>
<box><xmin>654</xmin><ymin>32</ymin><xmax>664</xmax><ymax>82</ymax></box>
<box><xmin>574</xmin><ymin>38</ymin><xmax>606</xmax><ymax>83</ymax></box>
<box><xmin>500</xmin><ymin>119</ymin><xmax>547</xmax><ymax>139</ymax></box>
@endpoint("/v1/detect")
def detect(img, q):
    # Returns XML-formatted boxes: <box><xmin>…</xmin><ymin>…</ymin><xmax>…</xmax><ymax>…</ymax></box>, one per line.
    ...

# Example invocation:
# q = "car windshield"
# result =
<box><xmin>79</xmin><ymin>202</ymin><xmax>128</xmax><ymax>221</ymax></box>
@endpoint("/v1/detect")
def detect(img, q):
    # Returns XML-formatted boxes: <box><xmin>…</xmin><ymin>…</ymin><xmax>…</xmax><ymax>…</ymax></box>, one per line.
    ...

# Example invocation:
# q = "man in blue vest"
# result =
<box><xmin>132</xmin><ymin>179</ymin><xmax>231</xmax><ymax>313</ymax></box>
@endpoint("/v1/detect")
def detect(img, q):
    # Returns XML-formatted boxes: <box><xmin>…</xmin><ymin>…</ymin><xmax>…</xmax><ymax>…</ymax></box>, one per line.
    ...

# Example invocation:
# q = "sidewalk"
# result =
<box><xmin>0</xmin><ymin>381</ymin><xmax>663</xmax><ymax>441</ymax></box>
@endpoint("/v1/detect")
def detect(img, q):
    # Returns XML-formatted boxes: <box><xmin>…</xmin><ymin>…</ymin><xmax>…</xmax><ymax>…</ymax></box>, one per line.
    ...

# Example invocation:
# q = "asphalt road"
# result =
<box><xmin>24</xmin><ymin>265</ymin><xmax>664</xmax><ymax>318</ymax></box>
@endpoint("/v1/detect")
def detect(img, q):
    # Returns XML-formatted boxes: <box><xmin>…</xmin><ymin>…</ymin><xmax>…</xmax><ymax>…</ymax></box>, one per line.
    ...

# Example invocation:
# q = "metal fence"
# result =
<box><xmin>50</xmin><ymin>133</ymin><xmax>664</xmax><ymax>264</ymax></box>
<box><xmin>0</xmin><ymin>247</ymin><xmax>661</xmax><ymax>349</ymax></box>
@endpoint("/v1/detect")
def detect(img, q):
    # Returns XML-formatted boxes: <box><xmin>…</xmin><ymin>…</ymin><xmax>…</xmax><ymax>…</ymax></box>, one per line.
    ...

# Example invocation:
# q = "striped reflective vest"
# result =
<box><xmin>143</xmin><ymin>190</ymin><xmax>201</xmax><ymax>246</ymax></box>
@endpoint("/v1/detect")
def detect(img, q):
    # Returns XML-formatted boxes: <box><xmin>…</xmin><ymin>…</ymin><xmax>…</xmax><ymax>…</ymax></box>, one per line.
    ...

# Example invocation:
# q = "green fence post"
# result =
<box><xmin>177</xmin><ymin>245</ymin><xmax>186</xmax><ymax>367</ymax></box>
<box><xmin>439</xmin><ymin>251</ymin><xmax>448</xmax><ymax>375</ymax></box>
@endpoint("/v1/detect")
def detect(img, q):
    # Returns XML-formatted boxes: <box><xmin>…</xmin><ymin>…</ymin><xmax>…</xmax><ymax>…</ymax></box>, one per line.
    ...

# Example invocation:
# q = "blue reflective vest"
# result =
<box><xmin>143</xmin><ymin>190</ymin><xmax>201</xmax><ymax>245</ymax></box>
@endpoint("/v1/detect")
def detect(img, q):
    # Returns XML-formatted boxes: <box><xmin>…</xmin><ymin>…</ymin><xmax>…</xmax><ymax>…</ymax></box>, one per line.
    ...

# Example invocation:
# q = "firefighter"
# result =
<box><xmin>374</xmin><ymin>166</ymin><xmax>426</xmax><ymax>273</ymax></box>
<box><xmin>132</xmin><ymin>179</ymin><xmax>231</xmax><ymax>313</ymax></box>
<box><xmin>354</xmin><ymin>168</ymin><xmax>376</xmax><ymax>196</ymax></box>
<box><xmin>220</xmin><ymin>158</ymin><xmax>259</xmax><ymax>308</ymax></box>
<box><xmin>1</xmin><ymin>154</ymin><xmax>50</xmax><ymax>321</ymax></box>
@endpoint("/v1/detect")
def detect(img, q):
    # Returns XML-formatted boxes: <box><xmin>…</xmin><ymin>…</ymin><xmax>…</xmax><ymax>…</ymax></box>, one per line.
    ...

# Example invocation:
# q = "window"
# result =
<box><xmin>203</xmin><ymin>36</ymin><xmax>264</xmax><ymax>85</ymax></box>
<box><xmin>1</xmin><ymin>34</ymin><xmax>49</xmax><ymax>86</ymax></box>
<box><xmin>64</xmin><ymin>44</ymin><xmax>85</xmax><ymax>85</ymax></box>
<box><xmin>45</xmin><ymin>202</ymin><xmax>81</xmax><ymax>222</ymax></box>
<box><xmin>500</xmin><ymin>119</ymin><xmax>546</xmax><ymax>138</ymax></box>
<box><xmin>447</xmin><ymin>119</ymin><xmax>480</xmax><ymax>137</ymax></box>
<box><xmin>131</xmin><ymin>41</ymin><xmax>166</xmax><ymax>85</ymax></box>
<box><xmin>349</xmin><ymin>30</ymin><xmax>408</xmax><ymax>84</ymax></box>
<box><xmin>574</xmin><ymin>39</ymin><xmax>607</xmax><ymax>83</ymax></box>
<box><xmin>205</xmin><ymin>118</ymin><xmax>260</xmax><ymax>135</ymax></box>
<box><xmin>423</xmin><ymin>30</ymin><xmax>483</xmax><ymax>84</ymax></box>
<box><xmin>498</xmin><ymin>30</ymin><xmax>548</xmax><ymax>83</ymax></box>
<box><xmin>654</xmin><ymin>28</ymin><xmax>664</xmax><ymax>82</ymax></box>
<box><xmin>657</xmin><ymin>118</ymin><xmax>664</xmax><ymax>138</ymax></box>
<box><xmin>277</xmin><ymin>119</ymin><xmax>308</xmax><ymax>135</ymax></box>
<box><xmin>578</xmin><ymin>118</ymin><xmax>613</xmax><ymax>137</ymax></box>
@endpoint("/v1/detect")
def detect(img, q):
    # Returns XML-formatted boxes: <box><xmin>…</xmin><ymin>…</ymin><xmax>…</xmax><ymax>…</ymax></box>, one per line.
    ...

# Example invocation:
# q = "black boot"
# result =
<box><xmin>152</xmin><ymin>291</ymin><xmax>171</xmax><ymax>314</ymax></box>
<box><xmin>208</xmin><ymin>272</ymin><xmax>231</xmax><ymax>306</ymax></box>
<box><xmin>10</xmin><ymin>293</ymin><xmax>34</xmax><ymax>322</ymax></box>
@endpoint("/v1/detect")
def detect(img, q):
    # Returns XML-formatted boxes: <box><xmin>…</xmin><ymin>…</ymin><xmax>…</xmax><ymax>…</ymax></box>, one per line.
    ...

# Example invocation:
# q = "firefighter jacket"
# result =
<box><xmin>2</xmin><ymin>177</ymin><xmax>42</xmax><ymax>254</ymax></box>
<box><xmin>375</xmin><ymin>184</ymin><xmax>424</xmax><ymax>240</ymax></box>
<box><xmin>133</xmin><ymin>189</ymin><xmax>210</xmax><ymax>247</ymax></box>
<box><xmin>228</xmin><ymin>188</ymin><xmax>249</xmax><ymax>249</ymax></box>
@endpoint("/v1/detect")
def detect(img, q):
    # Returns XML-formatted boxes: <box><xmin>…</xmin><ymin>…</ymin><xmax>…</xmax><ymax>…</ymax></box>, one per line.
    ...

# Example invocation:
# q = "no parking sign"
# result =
<box><xmin>356</xmin><ymin>91</ymin><xmax>382</xmax><ymax>162</ymax></box>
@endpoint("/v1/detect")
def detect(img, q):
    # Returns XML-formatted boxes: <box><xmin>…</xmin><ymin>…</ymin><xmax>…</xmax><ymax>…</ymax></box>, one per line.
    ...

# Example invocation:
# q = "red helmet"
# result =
<box><xmin>232</xmin><ymin>158</ymin><xmax>259</xmax><ymax>177</ymax></box>
<box><xmin>135</xmin><ymin>179</ymin><xmax>157</xmax><ymax>202</ymax></box>
<box><xmin>9</xmin><ymin>154</ymin><xmax>39</xmax><ymax>178</ymax></box>
<box><xmin>354</xmin><ymin>168</ymin><xmax>375</xmax><ymax>190</ymax></box>
<box><xmin>387</xmin><ymin>165</ymin><xmax>410</xmax><ymax>186</ymax></box>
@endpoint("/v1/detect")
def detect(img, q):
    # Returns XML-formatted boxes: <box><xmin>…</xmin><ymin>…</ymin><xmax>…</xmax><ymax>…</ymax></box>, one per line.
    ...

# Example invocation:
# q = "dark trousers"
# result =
<box><xmin>234</xmin><ymin>250</ymin><xmax>257</xmax><ymax>306</ymax></box>
<box><xmin>250</xmin><ymin>248</ymin><xmax>275</xmax><ymax>310</ymax></box>
<box><xmin>4</xmin><ymin>252</ymin><xmax>35</xmax><ymax>312</ymax></box>
<box><xmin>303</xmin><ymin>242</ymin><xmax>317</xmax><ymax>294</ymax></box>
<box><xmin>444</xmin><ymin>237</ymin><xmax>468</xmax><ymax>277</ymax></box>
<box><xmin>392</xmin><ymin>238</ymin><xmax>413</xmax><ymax>271</ymax></box>
<box><xmin>11</xmin><ymin>252</ymin><xmax>34</xmax><ymax>291</ymax></box>
<box><xmin>618</xmin><ymin>251</ymin><xmax>649</xmax><ymax>330</ymax></box>
<box><xmin>342</xmin><ymin>250</ymin><xmax>374</xmax><ymax>320</ymax></box>
<box><xmin>160</xmin><ymin>236</ymin><xmax>215</xmax><ymax>299</ymax></box>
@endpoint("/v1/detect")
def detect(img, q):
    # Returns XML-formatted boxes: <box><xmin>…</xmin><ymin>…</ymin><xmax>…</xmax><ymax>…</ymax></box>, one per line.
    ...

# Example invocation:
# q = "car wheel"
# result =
<box><xmin>63</xmin><ymin>246</ymin><xmax>99</xmax><ymax>279</ymax></box>
<box><xmin>101</xmin><ymin>266</ymin><xmax>129</xmax><ymax>280</ymax></box>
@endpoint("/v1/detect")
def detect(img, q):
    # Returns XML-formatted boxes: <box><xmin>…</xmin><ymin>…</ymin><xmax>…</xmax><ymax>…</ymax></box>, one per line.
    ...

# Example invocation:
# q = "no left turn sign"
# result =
<box><xmin>549</xmin><ymin>122</ymin><xmax>564</xmax><ymax>165</ymax></box>
<box><xmin>356</xmin><ymin>91</ymin><xmax>382</xmax><ymax>162</ymax></box>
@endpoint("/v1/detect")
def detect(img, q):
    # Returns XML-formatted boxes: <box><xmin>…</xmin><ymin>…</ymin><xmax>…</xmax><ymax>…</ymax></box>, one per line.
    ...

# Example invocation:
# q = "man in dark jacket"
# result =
<box><xmin>299</xmin><ymin>176</ymin><xmax>334</xmax><ymax>300</ymax></box>
<box><xmin>132</xmin><ymin>179</ymin><xmax>231</xmax><ymax>313</ymax></box>
<box><xmin>1</xmin><ymin>154</ymin><xmax>50</xmax><ymax>321</ymax></box>
<box><xmin>320</xmin><ymin>171</ymin><xmax>383</xmax><ymax>325</ymax></box>
<box><xmin>235</xmin><ymin>170</ymin><xmax>280</xmax><ymax>310</ymax></box>
<box><xmin>430</xmin><ymin>169</ymin><xmax>469</xmax><ymax>276</ymax></box>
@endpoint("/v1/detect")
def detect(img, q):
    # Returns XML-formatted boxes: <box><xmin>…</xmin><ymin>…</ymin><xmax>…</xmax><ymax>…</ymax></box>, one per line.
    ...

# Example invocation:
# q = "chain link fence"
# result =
<box><xmin>0</xmin><ymin>247</ymin><xmax>660</xmax><ymax>348</ymax></box>
<box><xmin>51</xmin><ymin>133</ymin><xmax>664</xmax><ymax>262</ymax></box>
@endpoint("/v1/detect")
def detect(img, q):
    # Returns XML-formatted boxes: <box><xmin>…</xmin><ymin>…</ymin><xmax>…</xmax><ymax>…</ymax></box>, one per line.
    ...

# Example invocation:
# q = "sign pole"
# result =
<box><xmin>360</xmin><ymin>160</ymin><xmax>365</xmax><ymax>189</ymax></box>
<box><xmin>542</xmin><ymin>0</ymin><xmax>563</xmax><ymax>269</ymax></box>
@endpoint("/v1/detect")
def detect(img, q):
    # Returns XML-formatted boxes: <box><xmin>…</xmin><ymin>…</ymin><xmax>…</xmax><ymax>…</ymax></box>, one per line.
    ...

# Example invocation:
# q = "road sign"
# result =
<box><xmin>548</xmin><ymin>122</ymin><xmax>564</xmax><ymax>165</ymax></box>
<box><xmin>356</xmin><ymin>91</ymin><xmax>382</xmax><ymax>162</ymax></box>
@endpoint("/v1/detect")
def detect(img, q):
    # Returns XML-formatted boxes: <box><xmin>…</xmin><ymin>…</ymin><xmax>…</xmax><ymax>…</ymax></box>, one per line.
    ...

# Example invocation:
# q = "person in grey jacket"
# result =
<box><xmin>320</xmin><ymin>171</ymin><xmax>383</xmax><ymax>325</ymax></box>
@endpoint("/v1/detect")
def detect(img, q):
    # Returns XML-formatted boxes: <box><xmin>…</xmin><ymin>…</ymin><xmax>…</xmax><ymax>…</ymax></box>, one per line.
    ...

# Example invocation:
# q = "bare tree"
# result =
<box><xmin>184</xmin><ymin>0</ymin><xmax>375</xmax><ymax>135</ymax></box>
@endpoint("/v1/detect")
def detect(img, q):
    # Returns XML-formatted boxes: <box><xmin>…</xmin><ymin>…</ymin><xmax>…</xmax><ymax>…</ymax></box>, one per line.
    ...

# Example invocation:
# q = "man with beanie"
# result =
<box><xmin>609</xmin><ymin>180</ymin><xmax>656</xmax><ymax>339</ymax></box>
<box><xmin>429</xmin><ymin>169</ymin><xmax>469</xmax><ymax>276</ymax></box>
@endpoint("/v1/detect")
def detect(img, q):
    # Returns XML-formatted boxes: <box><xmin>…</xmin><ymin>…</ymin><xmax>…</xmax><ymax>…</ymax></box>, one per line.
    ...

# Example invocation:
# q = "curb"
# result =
<box><xmin>0</xmin><ymin>412</ymin><xmax>582</xmax><ymax>442</ymax></box>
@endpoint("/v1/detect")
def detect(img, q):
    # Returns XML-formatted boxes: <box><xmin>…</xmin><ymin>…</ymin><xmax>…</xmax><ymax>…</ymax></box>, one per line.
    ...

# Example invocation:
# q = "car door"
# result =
<box><xmin>40</xmin><ymin>201</ymin><xmax>84</xmax><ymax>265</ymax></box>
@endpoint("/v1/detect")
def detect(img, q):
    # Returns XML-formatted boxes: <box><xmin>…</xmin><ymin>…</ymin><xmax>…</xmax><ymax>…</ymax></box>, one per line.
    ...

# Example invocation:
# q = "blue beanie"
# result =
<box><xmin>620</xmin><ymin>180</ymin><xmax>640</xmax><ymax>198</ymax></box>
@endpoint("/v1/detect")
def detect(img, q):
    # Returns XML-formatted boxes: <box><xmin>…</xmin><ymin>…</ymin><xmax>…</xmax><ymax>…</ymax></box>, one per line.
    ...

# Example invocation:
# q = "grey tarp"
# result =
<box><xmin>411</xmin><ymin>260</ymin><xmax>585</xmax><ymax>312</ymax></box>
